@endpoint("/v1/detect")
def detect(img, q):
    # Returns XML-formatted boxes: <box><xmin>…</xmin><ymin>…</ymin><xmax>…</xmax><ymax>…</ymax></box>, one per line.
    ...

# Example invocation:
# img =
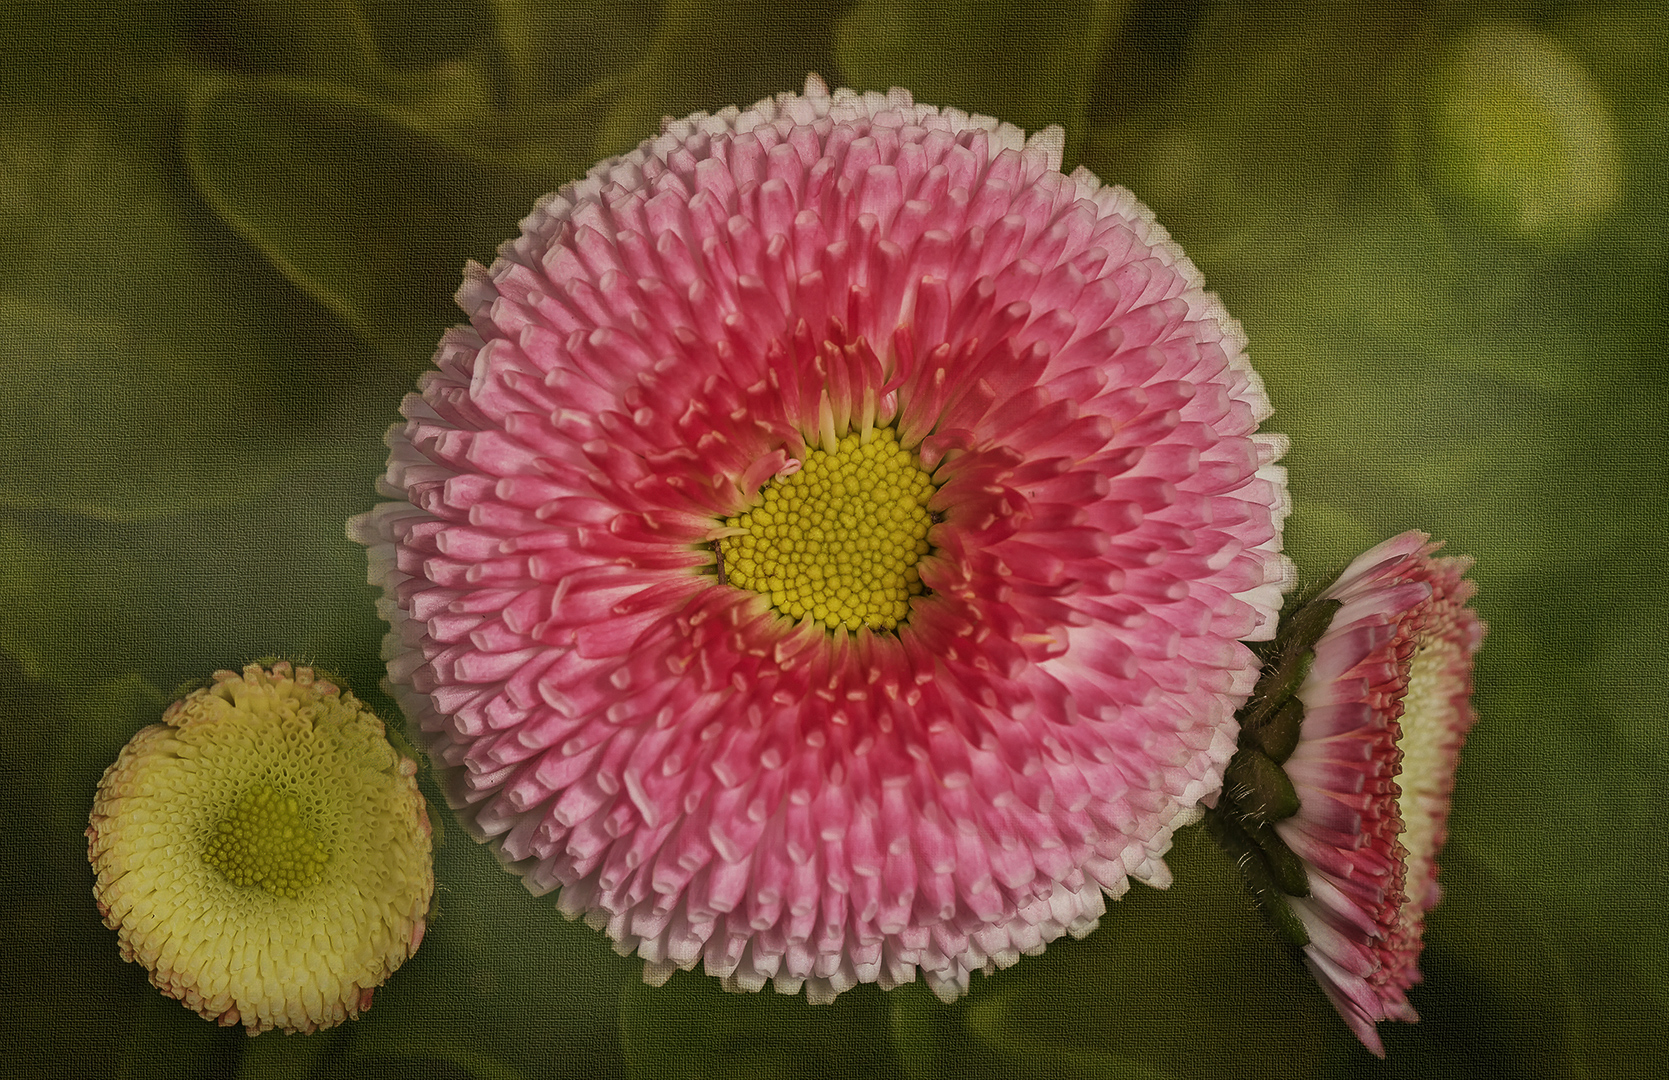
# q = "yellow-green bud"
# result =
<box><xmin>1420</xmin><ymin>22</ymin><xmax>1621</xmax><ymax>245</ymax></box>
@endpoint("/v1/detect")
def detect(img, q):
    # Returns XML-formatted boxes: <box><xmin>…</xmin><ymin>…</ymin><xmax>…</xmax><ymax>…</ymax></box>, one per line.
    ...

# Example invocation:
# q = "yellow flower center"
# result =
<box><xmin>203</xmin><ymin>782</ymin><xmax>330</xmax><ymax>899</ymax></box>
<box><xmin>719</xmin><ymin>427</ymin><xmax>936</xmax><ymax>632</ymax></box>
<box><xmin>1394</xmin><ymin>637</ymin><xmax>1464</xmax><ymax>908</ymax></box>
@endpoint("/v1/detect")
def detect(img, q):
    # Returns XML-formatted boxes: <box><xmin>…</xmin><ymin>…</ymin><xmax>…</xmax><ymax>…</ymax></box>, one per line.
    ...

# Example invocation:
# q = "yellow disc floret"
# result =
<box><xmin>87</xmin><ymin>662</ymin><xmax>433</xmax><ymax>1035</ymax></box>
<box><xmin>202</xmin><ymin>783</ymin><xmax>331</xmax><ymax>898</ymax></box>
<box><xmin>1395</xmin><ymin>637</ymin><xmax>1466</xmax><ymax>907</ymax></box>
<box><xmin>718</xmin><ymin>427</ymin><xmax>936</xmax><ymax>631</ymax></box>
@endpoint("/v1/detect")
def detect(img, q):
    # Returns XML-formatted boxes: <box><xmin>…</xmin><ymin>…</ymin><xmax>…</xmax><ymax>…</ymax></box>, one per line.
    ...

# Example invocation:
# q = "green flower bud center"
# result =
<box><xmin>719</xmin><ymin>427</ymin><xmax>937</xmax><ymax>632</ymax></box>
<box><xmin>203</xmin><ymin>783</ymin><xmax>330</xmax><ymax>899</ymax></box>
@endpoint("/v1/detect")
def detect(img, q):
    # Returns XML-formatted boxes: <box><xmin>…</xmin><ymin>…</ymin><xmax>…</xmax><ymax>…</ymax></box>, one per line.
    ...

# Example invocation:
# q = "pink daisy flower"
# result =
<box><xmin>1216</xmin><ymin>531</ymin><xmax>1483</xmax><ymax>1055</ymax></box>
<box><xmin>349</xmin><ymin>75</ymin><xmax>1293</xmax><ymax>1002</ymax></box>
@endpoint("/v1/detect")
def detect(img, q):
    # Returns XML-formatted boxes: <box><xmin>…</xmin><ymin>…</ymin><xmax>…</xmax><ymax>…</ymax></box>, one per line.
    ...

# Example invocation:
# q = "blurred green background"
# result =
<box><xmin>2</xmin><ymin>1</ymin><xmax>1664</xmax><ymax>1077</ymax></box>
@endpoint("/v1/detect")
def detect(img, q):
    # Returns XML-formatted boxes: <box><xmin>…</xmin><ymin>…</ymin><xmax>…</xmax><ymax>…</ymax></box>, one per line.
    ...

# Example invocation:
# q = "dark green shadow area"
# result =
<box><xmin>621</xmin><ymin>967</ymin><xmax>903</xmax><ymax>1080</ymax></box>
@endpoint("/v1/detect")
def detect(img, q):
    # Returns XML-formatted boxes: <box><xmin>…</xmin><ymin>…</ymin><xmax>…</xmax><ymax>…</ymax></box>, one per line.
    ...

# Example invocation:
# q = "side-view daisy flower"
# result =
<box><xmin>350</xmin><ymin>75</ymin><xmax>1293</xmax><ymax>1002</ymax></box>
<box><xmin>1209</xmin><ymin>531</ymin><xmax>1484</xmax><ymax>1055</ymax></box>
<box><xmin>87</xmin><ymin>662</ymin><xmax>434</xmax><ymax>1035</ymax></box>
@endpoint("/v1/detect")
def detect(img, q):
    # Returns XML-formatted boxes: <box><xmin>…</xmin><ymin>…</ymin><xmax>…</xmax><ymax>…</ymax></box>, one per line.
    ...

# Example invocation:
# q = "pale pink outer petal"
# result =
<box><xmin>1275</xmin><ymin>530</ymin><xmax>1484</xmax><ymax>1055</ymax></box>
<box><xmin>348</xmin><ymin>76</ymin><xmax>1293</xmax><ymax>1001</ymax></box>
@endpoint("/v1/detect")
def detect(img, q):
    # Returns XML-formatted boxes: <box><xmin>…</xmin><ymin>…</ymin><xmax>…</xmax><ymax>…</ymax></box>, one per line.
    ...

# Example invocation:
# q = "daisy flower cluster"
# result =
<box><xmin>91</xmin><ymin>76</ymin><xmax>1484</xmax><ymax>1055</ymax></box>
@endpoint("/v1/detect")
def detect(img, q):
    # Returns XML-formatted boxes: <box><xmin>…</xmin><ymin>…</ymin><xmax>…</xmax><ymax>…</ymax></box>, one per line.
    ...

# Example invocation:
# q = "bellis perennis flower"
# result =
<box><xmin>87</xmin><ymin>663</ymin><xmax>434</xmax><ymax>1035</ymax></box>
<box><xmin>350</xmin><ymin>76</ymin><xmax>1293</xmax><ymax>1002</ymax></box>
<box><xmin>1209</xmin><ymin>532</ymin><xmax>1483</xmax><ymax>1056</ymax></box>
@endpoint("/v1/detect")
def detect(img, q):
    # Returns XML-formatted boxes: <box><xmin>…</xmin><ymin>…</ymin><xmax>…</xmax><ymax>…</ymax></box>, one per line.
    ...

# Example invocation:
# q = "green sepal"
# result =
<box><xmin>1222</xmin><ymin>747</ymin><xmax>1301</xmax><ymax>821</ymax></box>
<box><xmin>1239</xmin><ymin>598</ymin><xmax>1341</xmax><ymax>733</ymax></box>
<box><xmin>1240</xmin><ymin>695</ymin><xmax>1305</xmax><ymax>764</ymax></box>
<box><xmin>1241</xmin><ymin>817</ymin><xmax>1312</xmax><ymax>898</ymax></box>
<box><xmin>1276</xmin><ymin>596</ymin><xmax>1343</xmax><ymax>660</ymax></box>
<box><xmin>1205</xmin><ymin>811</ymin><xmax>1311</xmax><ymax>948</ymax></box>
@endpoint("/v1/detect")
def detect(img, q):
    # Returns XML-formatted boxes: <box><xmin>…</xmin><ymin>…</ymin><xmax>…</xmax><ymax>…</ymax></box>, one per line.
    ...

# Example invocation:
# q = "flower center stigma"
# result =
<box><xmin>718</xmin><ymin>427</ymin><xmax>936</xmax><ymax>632</ymax></box>
<box><xmin>202</xmin><ymin>783</ymin><xmax>330</xmax><ymax>899</ymax></box>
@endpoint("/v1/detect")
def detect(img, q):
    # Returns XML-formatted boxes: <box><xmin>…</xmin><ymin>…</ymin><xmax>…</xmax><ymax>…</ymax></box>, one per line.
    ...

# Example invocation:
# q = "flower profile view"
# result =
<box><xmin>1209</xmin><ymin>532</ymin><xmax>1484</xmax><ymax>1055</ymax></box>
<box><xmin>87</xmin><ymin>663</ymin><xmax>434</xmax><ymax>1035</ymax></box>
<box><xmin>350</xmin><ymin>76</ymin><xmax>1292</xmax><ymax>1002</ymax></box>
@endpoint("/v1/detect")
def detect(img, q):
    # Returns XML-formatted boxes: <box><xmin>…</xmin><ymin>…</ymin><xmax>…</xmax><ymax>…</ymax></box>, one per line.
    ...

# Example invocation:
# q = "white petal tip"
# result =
<box><xmin>1026</xmin><ymin>125</ymin><xmax>1067</xmax><ymax>172</ymax></box>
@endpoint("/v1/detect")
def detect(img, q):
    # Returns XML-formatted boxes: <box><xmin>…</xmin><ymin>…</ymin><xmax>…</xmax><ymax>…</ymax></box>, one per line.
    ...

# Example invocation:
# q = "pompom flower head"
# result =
<box><xmin>350</xmin><ymin>76</ymin><xmax>1293</xmax><ymax>1002</ymax></box>
<box><xmin>1209</xmin><ymin>532</ymin><xmax>1484</xmax><ymax>1055</ymax></box>
<box><xmin>87</xmin><ymin>662</ymin><xmax>434</xmax><ymax>1035</ymax></box>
